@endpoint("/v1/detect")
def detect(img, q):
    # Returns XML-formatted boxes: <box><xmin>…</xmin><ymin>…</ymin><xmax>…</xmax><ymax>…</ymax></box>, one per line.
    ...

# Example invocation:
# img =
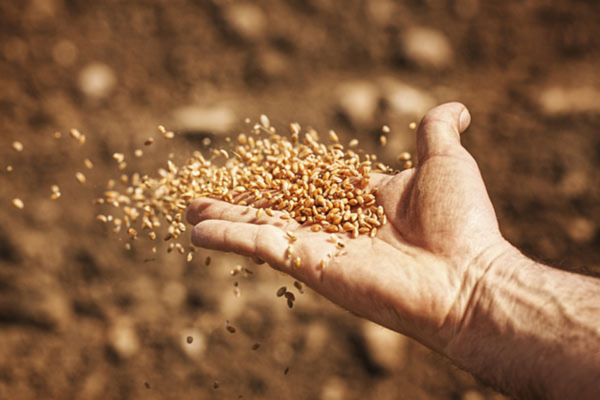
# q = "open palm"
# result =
<box><xmin>186</xmin><ymin>103</ymin><xmax>507</xmax><ymax>352</ymax></box>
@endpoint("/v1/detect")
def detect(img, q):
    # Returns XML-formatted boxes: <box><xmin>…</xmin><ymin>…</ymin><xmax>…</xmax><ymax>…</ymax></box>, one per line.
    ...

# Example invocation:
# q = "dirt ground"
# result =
<box><xmin>1</xmin><ymin>1</ymin><xmax>599</xmax><ymax>399</ymax></box>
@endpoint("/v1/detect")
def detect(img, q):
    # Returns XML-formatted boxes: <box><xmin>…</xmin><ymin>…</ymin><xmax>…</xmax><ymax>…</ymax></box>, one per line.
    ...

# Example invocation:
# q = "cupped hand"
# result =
<box><xmin>186</xmin><ymin>102</ymin><xmax>508</xmax><ymax>353</ymax></box>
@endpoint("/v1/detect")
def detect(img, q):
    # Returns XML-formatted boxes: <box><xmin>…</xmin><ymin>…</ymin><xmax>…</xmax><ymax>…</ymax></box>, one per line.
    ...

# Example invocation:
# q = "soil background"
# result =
<box><xmin>1</xmin><ymin>1</ymin><xmax>599</xmax><ymax>399</ymax></box>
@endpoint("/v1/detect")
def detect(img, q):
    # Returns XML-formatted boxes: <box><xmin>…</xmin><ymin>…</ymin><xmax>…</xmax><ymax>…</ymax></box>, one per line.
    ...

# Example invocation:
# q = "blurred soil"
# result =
<box><xmin>0</xmin><ymin>0</ymin><xmax>599</xmax><ymax>399</ymax></box>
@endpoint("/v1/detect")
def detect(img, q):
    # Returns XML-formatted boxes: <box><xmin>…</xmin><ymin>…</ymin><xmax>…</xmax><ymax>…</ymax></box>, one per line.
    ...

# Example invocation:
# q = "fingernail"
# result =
<box><xmin>458</xmin><ymin>108</ymin><xmax>471</xmax><ymax>133</ymax></box>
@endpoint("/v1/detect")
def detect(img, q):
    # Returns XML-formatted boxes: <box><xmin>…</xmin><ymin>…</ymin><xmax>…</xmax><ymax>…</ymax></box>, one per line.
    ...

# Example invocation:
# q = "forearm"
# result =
<box><xmin>446</xmin><ymin>245</ymin><xmax>600</xmax><ymax>399</ymax></box>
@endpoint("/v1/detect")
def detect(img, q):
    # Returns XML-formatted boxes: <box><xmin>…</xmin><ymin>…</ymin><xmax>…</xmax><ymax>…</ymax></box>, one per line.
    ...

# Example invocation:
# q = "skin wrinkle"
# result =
<box><xmin>444</xmin><ymin>242</ymin><xmax>507</xmax><ymax>347</ymax></box>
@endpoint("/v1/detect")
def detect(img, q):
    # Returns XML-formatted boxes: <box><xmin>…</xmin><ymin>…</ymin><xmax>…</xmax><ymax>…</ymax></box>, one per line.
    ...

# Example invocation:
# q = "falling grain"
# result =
<box><xmin>12</xmin><ymin>198</ymin><xmax>24</xmax><ymax>209</ymax></box>
<box><xmin>260</xmin><ymin>114</ymin><xmax>270</xmax><ymax>129</ymax></box>
<box><xmin>230</xmin><ymin>265</ymin><xmax>243</xmax><ymax>276</ymax></box>
<box><xmin>328</xmin><ymin>130</ymin><xmax>339</xmax><ymax>143</ymax></box>
<box><xmin>225</xmin><ymin>321</ymin><xmax>236</xmax><ymax>333</ymax></box>
<box><xmin>398</xmin><ymin>152</ymin><xmax>411</xmax><ymax>161</ymax></box>
<box><xmin>75</xmin><ymin>172</ymin><xmax>86</xmax><ymax>184</ymax></box>
<box><xmin>84</xmin><ymin>158</ymin><xmax>94</xmax><ymax>169</ymax></box>
<box><xmin>69</xmin><ymin>129</ymin><xmax>82</xmax><ymax>141</ymax></box>
<box><xmin>12</xmin><ymin>141</ymin><xmax>23</xmax><ymax>152</ymax></box>
<box><xmin>293</xmin><ymin>281</ymin><xmax>304</xmax><ymax>293</ymax></box>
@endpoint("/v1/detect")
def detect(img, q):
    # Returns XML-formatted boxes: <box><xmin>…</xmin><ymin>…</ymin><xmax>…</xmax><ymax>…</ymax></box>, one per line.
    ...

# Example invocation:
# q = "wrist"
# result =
<box><xmin>440</xmin><ymin>239</ymin><xmax>527</xmax><ymax>357</ymax></box>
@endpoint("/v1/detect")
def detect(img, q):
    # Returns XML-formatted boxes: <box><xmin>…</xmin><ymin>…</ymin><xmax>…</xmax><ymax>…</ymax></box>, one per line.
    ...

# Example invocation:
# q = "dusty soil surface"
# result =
<box><xmin>1</xmin><ymin>1</ymin><xmax>599</xmax><ymax>399</ymax></box>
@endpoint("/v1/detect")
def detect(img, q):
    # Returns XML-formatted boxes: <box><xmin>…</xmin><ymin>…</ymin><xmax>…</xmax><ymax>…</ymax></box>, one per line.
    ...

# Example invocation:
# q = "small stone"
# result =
<box><xmin>108</xmin><ymin>317</ymin><xmax>139</xmax><ymax>359</ymax></box>
<box><xmin>320</xmin><ymin>377</ymin><xmax>346</xmax><ymax>400</ymax></box>
<box><xmin>251</xmin><ymin>49</ymin><xmax>288</xmax><ymax>80</ymax></box>
<box><xmin>78</xmin><ymin>62</ymin><xmax>116</xmax><ymax>99</ymax></box>
<box><xmin>399</xmin><ymin>27</ymin><xmax>454</xmax><ymax>69</ymax></box>
<box><xmin>361</xmin><ymin>320</ymin><xmax>407</xmax><ymax>369</ymax></box>
<box><xmin>380</xmin><ymin>78</ymin><xmax>436</xmax><ymax>118</ymax></box>
<box><xmin>173</xmin><ymin>105</ymin><xmax>236</xmax><ymax>135</ymax></box>
<box><xmin>565</xmin><ymin>217</ymin><xmax>596</xmax><ymax>244</ymax></box>
<box><xmin>335</xmin><ymin>81</ymin><xmax>380</xmax><ymax>129</ymax></box>
<box><xmin>537</xmin><ymin>86</ymin><xmax>600</xmax><ymax>115</ymax></box>
<box><xmin>222</xmin><ymin>3</ymin><xmax>266</xmax><ymax>42</ymax></box>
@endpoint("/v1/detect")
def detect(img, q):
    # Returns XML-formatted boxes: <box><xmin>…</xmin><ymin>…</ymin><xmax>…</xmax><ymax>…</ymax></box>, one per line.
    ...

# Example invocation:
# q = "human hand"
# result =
<box><xmin>186</xmin><ymin>102</ymin><xmax>510</xmax><ymax>353</ymax></box>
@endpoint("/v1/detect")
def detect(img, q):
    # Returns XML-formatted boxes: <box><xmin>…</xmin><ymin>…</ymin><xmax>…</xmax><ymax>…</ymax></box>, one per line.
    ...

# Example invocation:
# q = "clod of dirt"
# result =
<box><xmin>565</xmin><ymin>217</ymin><xmax>597</xmax><ymax>244</ymax></box>
<box><xmin>399</xmin><ymin>27</ymin><xmax>454</xmax><ymax>70</ymax></box>
<box><xmin>249</xmin><ymin>48</ymin><xmax>289</xmax><ymax>81</ymax></box>
<box><xmin>173</xmin><ymin>105</ymin><xmax>236</xmax><ymax>135</ymax></box>
<box><xmin>78</xmin><ymin>62</ymin><xmax>116</xmax><ymax>100</ymax></box>
<box><xmin>379</xmin><ymin>77</ymin><xmax>436</xmax><ymax>118</ymax></box>
<box><xmin>537</xmin><ymin>86</ymin><xmax>600</xmax><ymax>115</ymax></box>
<box><xmin>361</xmin><ymin>320</ymin><xmax>408</xmax><ymax>370</ymax></box>
<box><xmin>335</xmin><ymin>81</ymin><xmax>380</xmax><ymax>129</ymax></box>
<box><xmin>320</xmin><ymin>376</ymin><xmax>347</xmax><ymax>400</ymax></box>
<box><xmin>222</xmin><ymin>3</ymin><xmax>266</xmax><ymax>42</ymax></box>
<box><xmin>108</xmin><ymin>317</ymin><xmax>139</xmax><ymax>359</ymax></box>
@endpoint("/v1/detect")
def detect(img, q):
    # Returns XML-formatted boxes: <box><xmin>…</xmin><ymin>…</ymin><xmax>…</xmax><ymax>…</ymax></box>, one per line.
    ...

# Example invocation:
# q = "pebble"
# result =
<box><xmin>108</xmin><ymin>317</ymin><xmax>139</xmax><ymax>359</ymax></box>
<box><xmin>78</xmin><ymin>62</ymin><xmax>116</xmax><ymax>99</ymax></box>
<box><xmin>559</xmin><ymin>169</ymin><xmax>589</xmax><ymax>198</ymax></box>
<box><xmin>173</xmin><ymin>105</ymin><xmax>236</xmax><ymax>135</ymax></box>
<box><xmin>537</xmin><ymin>86</ymin><xmax>600</xmax><ymax>115</ymax></box>
<box><xmin>320</xmin><ymin>376</ymin><xmax>346</xmax><ymax>400</ymax></box>
<box><xmin>252</xmin><ymin>49</ymin><xmax>288</xmax><ymax>80</ymax></box>
<box><xmin>335</xmin><ymin>81</ymin><xmax>380</xmax><ymax>128</ymax></box>
<box><xmin>222</xmin><ymin>3</ymin><xmax>266</xmax><ymax>42</ymax></box>
<box><xmin>379</xmin><ymin>77</ymin><xmax>436</xmax><ymax>118</ymax></box>
<box><xmin>161</xmin><ymin>280</ymin><xmax>187</xmax><ymax>308</ymax></box>
<box><xmin>565</xmin><ymin>217</ymin><xmax>596</xmax><ymax>244</ymax></box>
<box><xmin>361</xmin><ymin>320</ymin><xmax>407</xmax><ymax>369</ymax></box>
<box><xmin>399</xmin><ymin>27</ymin><xmax>454</xmax><ymax>69</ymax></box>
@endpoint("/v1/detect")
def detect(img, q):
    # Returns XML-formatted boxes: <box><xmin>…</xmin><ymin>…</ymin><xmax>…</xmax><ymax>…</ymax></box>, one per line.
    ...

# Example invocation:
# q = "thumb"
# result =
<box><xmin>416</xmin><ymin>102</ymin><xmax>471</xmax><ymax>162</ymax></box>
